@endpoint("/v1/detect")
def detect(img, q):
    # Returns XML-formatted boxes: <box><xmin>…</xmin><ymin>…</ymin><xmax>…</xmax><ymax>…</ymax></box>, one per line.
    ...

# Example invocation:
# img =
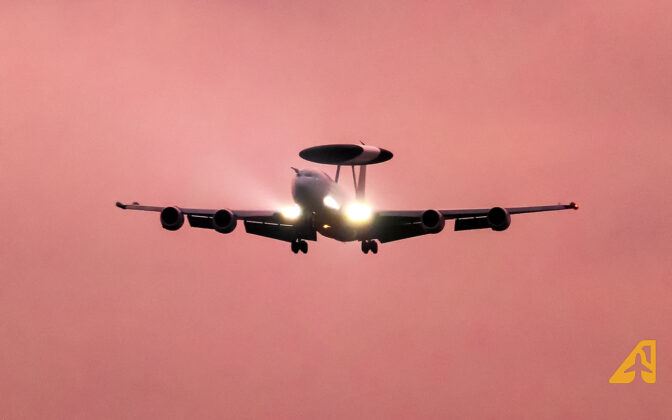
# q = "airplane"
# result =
<box><xmin>624</xmin><ymin>351</ymin><xmax>654</xmax><ymax>375</ymax></box>
<box><xmin>116</xmin><ymin>143</ymin><xmax>578</xmax><ymax>254</ymax></box>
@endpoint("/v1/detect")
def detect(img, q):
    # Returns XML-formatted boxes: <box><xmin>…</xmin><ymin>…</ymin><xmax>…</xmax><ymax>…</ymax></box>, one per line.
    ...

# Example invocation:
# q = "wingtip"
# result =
<box><xmin>116</xmin><ymin>201</ymin><xmax>126</xmax><ymax>209</ymax></box>
<box><xmin>569</xmin><ymin>201</ymin><xmax>579</xmax><ymax>210</ymax></box>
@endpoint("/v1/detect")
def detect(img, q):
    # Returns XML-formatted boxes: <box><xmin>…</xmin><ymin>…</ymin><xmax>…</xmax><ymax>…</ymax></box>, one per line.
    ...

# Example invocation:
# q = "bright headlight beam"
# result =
<box><xmin>281</xmin><ymin>204</ymin><xmax>302</xmax><ymax>220</ymax></box>
<box><xmin>323</xmin><ymin>195</ymin><xmax>340</xmax><ymax>210</ymax></box>
<box><xmin>345</xmin><ymin>202</ymin><xmax>372</xmax><ymax>222</ymax></box>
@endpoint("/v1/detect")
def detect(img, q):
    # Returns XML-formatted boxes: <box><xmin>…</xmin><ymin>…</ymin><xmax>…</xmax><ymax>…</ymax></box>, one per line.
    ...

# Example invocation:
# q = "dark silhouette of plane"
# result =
<box><xmin>116</xmin><ymin>144</ymin><xmax>578</xmax><ymax>254</ymax></box>
<box><xmin>624</xmin><ymin>350</ymin><xmax>653</xmax><ymax>374</ymax></box>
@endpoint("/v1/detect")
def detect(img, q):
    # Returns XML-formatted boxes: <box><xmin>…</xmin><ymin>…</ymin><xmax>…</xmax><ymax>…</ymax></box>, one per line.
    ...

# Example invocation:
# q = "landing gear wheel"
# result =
<box><xmin>299</xmin><ymin>240</ymin><xmax>308</xmax><ymax>254</ymax></box>
<box><xmin>291</xmin><ymin>241</ymin><xmax>299</xmax><ymax>254</ymax></box>
<box><xmin>361</xmin><ymin>240</ymin><xmax>378</xmax><ymax>254</ymax></box>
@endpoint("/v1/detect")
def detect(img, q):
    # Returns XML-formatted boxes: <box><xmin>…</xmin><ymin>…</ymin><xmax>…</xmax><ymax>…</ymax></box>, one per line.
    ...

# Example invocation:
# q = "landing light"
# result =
<box><xmin>323</xmin><ymin>195</ymin><xmax>340</xmax><ymax>210</ymax></box>
<box><xmin>345</xmin><ymin>202</ymin><xmax>372</xmax><ymax>223</ymax></box>
<box><xmin>281</xmin><ymin>204</ymin><xmax>302</xmax><ymax>220</ymax></box>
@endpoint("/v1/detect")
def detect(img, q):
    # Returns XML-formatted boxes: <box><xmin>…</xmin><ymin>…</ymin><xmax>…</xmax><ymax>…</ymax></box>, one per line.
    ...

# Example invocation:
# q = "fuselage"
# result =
<box><xmin>291</xmin><ymin>169</ymin><xmax>365</xmax><ymax>242</ymax></box>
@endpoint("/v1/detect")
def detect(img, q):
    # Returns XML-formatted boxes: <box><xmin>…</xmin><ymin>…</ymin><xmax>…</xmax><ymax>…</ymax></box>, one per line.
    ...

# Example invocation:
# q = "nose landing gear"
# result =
<box><xmin>361</xmin><ymin>240</ymin><xmax>378</xmax><ymax>254</ymax></box>
<box><xmin>291</xmin><ymin>240</ymin><xmax>308</xmax><ymax>254</ymax></box>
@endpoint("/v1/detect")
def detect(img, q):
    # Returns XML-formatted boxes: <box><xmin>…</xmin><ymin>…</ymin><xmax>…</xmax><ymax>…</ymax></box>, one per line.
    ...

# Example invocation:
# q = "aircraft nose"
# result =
<box><xmin>292</xmin><ymin>176</ymin><xmax>325</xmax><ymax>209</ymax></box>
<box><xmin>292</xmin><ymin>177</ymin><xmax>309</xmax><ymax>204</ymax></box>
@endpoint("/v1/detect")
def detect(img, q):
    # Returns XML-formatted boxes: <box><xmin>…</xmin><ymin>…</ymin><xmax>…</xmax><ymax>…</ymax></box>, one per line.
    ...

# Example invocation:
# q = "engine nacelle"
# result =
<box><xmin>160</xmin><ymin>206</ymin><xmax>184</xmax><ymax>231</ymax></box>
<box><xmin>421</xmin><ymin>209</ymin><xmax>445</xmax><ymax>233</ymax></box>
<box><xmin>213</xmin><ymin>209</ymin><xmax>237</xmax><ymax>234</ymax></box>
<box><xmin>487</xmin><ymin>207</ymin><xmax>511</xmax><ymax>231</ymax></box>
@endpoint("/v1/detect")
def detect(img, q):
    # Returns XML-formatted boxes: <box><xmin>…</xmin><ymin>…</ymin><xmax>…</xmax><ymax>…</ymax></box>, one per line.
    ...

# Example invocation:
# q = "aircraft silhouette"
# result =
<box><xmin>624</xmin><ymin>350</ymin><xmax>653</xmax><ymax>374</ymax></box>
<box><xmin>117</xmin><ymin>144</ymin><xmax>578</xmax><ymax>254</ymax></box>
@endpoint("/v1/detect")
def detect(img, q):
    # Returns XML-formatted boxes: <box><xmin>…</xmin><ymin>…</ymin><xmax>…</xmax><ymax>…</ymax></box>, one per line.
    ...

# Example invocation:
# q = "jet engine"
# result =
<box><xmin>213</xmin><ymin>209</ymin><xmax>237</xmax><ymax>234</ymax></box>
<box><xmin>421</xmin><ymin>209</ymin><xmax>445</xmax><ymax>233</ymax></box>
<box><xmin>487</xmin><ymin>207</ymin><xmax>511</xmax><ymax>231</ymax></box>
<box><xmin>160</xmin><ymin>206</ymin><xmax>184</xmax><ymax>231</ymax></box>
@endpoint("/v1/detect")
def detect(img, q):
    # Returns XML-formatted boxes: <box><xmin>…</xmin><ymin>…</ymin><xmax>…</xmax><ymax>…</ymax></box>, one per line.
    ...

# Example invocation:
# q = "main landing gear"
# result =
<box><xmin>361</xmin><ymin>240</ymin><xmax>378</xmax><ymax>254</ymax></box>
<box><xmin>291</xmin><ymin>240</ymin><xmax>308</xmax><ymax>254</ymax></box>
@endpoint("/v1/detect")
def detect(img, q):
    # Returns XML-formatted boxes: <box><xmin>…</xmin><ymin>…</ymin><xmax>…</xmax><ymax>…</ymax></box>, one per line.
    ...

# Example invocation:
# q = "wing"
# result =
<box><xmin>370</xmin><ymin>202</ymin><xmax>578</xmax><ymax>243</ymax></box>
<box><xmin>115</xmin><ymin>202</ymin><xmax>316</xmax><ymax>242</ymax></box>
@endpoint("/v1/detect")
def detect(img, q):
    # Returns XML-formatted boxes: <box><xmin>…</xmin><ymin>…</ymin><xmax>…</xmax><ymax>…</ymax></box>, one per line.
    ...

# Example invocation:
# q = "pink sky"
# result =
<box><xmin>1</xmin><ymin>0</ymin><xmax>671</xmax><ymax>418</ymax></box>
